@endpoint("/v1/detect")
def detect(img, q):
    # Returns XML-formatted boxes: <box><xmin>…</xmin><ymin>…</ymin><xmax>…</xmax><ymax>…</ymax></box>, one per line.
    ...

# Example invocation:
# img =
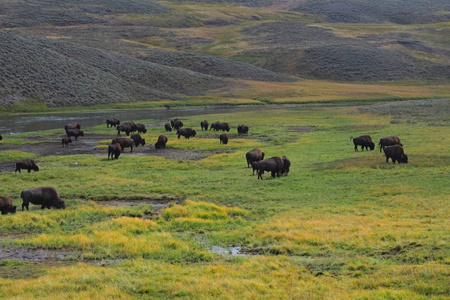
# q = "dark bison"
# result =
<box><xmin>165</xmin><ymin>123</ymin><xmax>172</xmax><ymax>132</ymax></box>
<box><xmin>66</xmin><ymin>129</ymin><xmax>84</xmax><ymax>140</ymax></box>
<box><xmin>136</xmin><ymin>123</ymin><xmax>147</xmax><ymax>134</ymax></box>
<box><xmin>246</xmin><ymin>148</ymin><xmax>265</xmax><ymax>174</ymax></box>
<box><xmin>384</xmin><ymin>145</ymin><xmax>408</xmax><ymax>164</ymax></box>
<box><xmin>64</xmin><ymin>122</ymin><xmax>80</xmax><ymax>131</ymax></box>
<box><xmin>210</xmin><ymin>122</ymin><xmax>230</xmax><ymax>132</ymax></box>
<box><xmin>237</xmin><ymin>125</ymin><xmax>249</xmax><ymax>135</ymax></box>
<box><xmin>106</xmin><ymin>118</ymin><xmax>120</xmax><ymax>128</ymax></box>
<box><xmin>111</xmin><ymin>137</ymin><xmax>135</xmax><ymax>152</ymax></box>
<box><xmin>117</xmin><ymin>122</ymin><xmax>137</xmax><ymax>136</ymax></box>
<box><xmin>155</xmin><ymin>135</ymin><xmax>168</xmax><ymax>149</ymax></box>
<box><xmin>15</xmin><ymin>159</ymin><xmax>39</xmax><ymax>173</ymax></box>
<box><xmin>0</xmin><ymin>134</ymin><xmax>2</xmax><ymax>140</ymax></box>
<box><xmin>281</xmin><ymin>156</ymin><xmax>291</xmax><ymax>176</ymax></box>
<box><xmin>0</xmin><ymin>196</ymin><xmax>16</xmax><ymax>215</ymax></box>
<box><xmin>108</xmin><ymin>143</ymin><xmax>122</xmax><ymax>160</ymax></box>
<box><xmin>131</xmin><ymin>134</ymin><xmax>146</xmax><ymax>147</ymax></box>
<box><xmin>21</xmin><ymin>187</ymin><xmax>65</xmax><ymax>211</ymax></box>
<box><xmin>62</xmin><ymin>137</ymin><xmax>72</xmax><ymax>147</ymax></box>
<box><xmin>219</xmin><ymin>134</ymin><xmax>228</xmax><ymax>145</ymax></box>
<box><xmin>379</xmin><ymin>136</ymin><xmax>402</xmax><ymax>152</ymax></box>
<box><xmin>252</xmin><ymin>157</ymin><xmax>284</xmax><ymax>180</ymax></box>
<box><xmin>351</xmin><ymin>135</ymin><xmax>375</xmax><ymax>151</ymax></box>
<box><xmin>200</xmin><ymin>120</ymin><xmax>209</xmax><ymax>131</ymax></box>
<box><xmin>177</xmin><ymin>128</ymin><xmax>196</xmax><ymax>139</ymax></box>
<box><xmin>171</xmin><ymin>119</ymin><xmax>183</xmax><ymax>130</ymax></box>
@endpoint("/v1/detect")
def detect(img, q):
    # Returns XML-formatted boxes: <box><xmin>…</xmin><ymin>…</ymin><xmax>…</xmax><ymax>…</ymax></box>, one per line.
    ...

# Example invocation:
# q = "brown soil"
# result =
<box><xmin>286</xmin><ymin>126</ymin><xmax>315</xmax><ymax>133</ymax></box>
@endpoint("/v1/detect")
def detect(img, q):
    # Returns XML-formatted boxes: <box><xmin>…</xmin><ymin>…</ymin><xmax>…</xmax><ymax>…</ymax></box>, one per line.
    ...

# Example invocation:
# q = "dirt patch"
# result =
<box><xmin>95</xmin><ymin>198</ymin><xmax>181</xmax><ymax>215</ymax></box>
<box><xmin>286</xmin><ymin>126</ymin><xmax>315</xmax><ymax>133</ymax></box>
<box><xmin>147</xmin><ymin>148</ymin><xmax>213</xmax><ymax>160</ymax></box>
<box><xmin>0</xmin><ymin>244</ymin><xmax>79</xmax><ymax>262</ymax></box>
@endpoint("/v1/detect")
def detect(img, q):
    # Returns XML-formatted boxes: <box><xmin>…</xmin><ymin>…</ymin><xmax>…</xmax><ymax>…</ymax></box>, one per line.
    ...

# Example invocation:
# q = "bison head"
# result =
<box><xmin>141</xmin><ymin>139</ymin><xmax>146</xmax><ymax>146</ymax></box>
<box><xmin>369</xmin><ymin>142</ymin><xmax>375</xmax><ymax>150</ymax></box>
<box><xmin>192</xmin><ymin>130</ymin><xmax>196</xmax><ymax>138</ymax></box>
<box><xmin>9</xmin><ymin>206</ymin><xmax>17</xmax><ymax>214</ymax></box>
<box><xmin>261</xmin><ymin>152</ymin><xmax>265</xmax><ymax>160</ymax></box>
<box><xmin>33</xmin><ymin>165</ymin><xmax>39</xmax><ymax>172</ymax></box>
<box><xmin>55</xmin><ymin>200</ymin><xmax>66</xmax><ymax>209</ymax></box>
<box><xmin>401</xmin><ymin>154</ymin><xmax>408</xmax><ymax>164</ymax></box>
<box><xmin>142</xmin><ymin>129</ymin><xmax>147</xmax><ymax>134</ymax></box>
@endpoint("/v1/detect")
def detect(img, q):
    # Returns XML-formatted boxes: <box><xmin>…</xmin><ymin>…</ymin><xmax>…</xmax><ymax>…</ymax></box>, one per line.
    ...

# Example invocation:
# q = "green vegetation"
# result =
<box><xmin>0</xmin><ymin>101</ymin><xmax>448</xmax><ymax>298</ymax></box>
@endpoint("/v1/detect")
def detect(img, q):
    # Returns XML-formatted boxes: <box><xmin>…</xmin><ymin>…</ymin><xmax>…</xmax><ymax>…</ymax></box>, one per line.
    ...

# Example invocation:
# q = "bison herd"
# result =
<box><xmin>352</xmin><ymin>135</ymin><xmax>408</xmax><ymax>164</ymax></box>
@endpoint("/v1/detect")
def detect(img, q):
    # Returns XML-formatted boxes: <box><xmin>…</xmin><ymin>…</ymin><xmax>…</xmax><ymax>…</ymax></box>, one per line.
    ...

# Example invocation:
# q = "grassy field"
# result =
<box><xmin>0</xmin><ymin>100</ymin><xmax>448</xmax><ymax>298</ymax></box>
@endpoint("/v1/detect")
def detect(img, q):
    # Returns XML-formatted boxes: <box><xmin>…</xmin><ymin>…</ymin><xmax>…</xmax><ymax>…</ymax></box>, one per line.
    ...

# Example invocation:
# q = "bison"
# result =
<box><xmin>155</xmin><ymin>135</ymin><xmax>168</xmax><ymax>149</ymax></box>
<box><xmin>281</xmin><ymin>156</ymin><xmax>291</xmax><ymax>176</ymax></box>
<box><xmin>117</xmin><ymin>122</ymin><xmax>137</xmax><ymax>136</ymax></box>
<box><xmin>171</xmin><ymin>119</ymin><xmax>183</xmax><ymax>130</ymax></box>
<box><xmin>136</xmin><ymin>123</ymin><xmax>147</xmax><ymax>134</ymax></box>
<box><xmin>237</xmin><ymin>125</ymin><xmax>249</xmax><ymax>135</ymax></box>
<box><xmin>0</xmin><ymin>196</ymin><xmax>16</xmax><ymax>215</ymax></box>
<box><xmin>64</xmin><ymin>122</ymin><xmax>80</xmax><ymax>131</ymax></box>
<box><xmin>351</xmin><ymin>135</ymin><xmax>375</xmax><ymax>151</ymax></box>
<box><xmin>252</xmin><ymin>157</ymin><xmax>284</xmax><ymax>180</ymax></box>
<box><xmin>21</xmin><ymin>187</ymin><xmax>65</xmax><ymax>211</ymax></box>
<box><xmin>0</xmin><ymin>134</ymin><xmax>2</xmax><ymax>140</ymax></box>
<box><xmin>108</xmin><ymin>143</ymin><xmax>122</xmax><ymax>160</ymax></box>
<box><xmin>177</xmin><ymin>128</ymin><xmax>196</xmax><ymax>139</ymax></box>
<box><xmin>131</xmin><ymin>134</ymin><xmax>146</xmax><ymax>147</ymax></box>
<box><xmin>62</xmin><ymin>137</ymin><xmax>72</xmax><ymax>147</ymax></box>
<box><xmin>111</xmin><ymin>137</ymin><xmax>135</xmax><ymax>153</ymax></box>
<box><xmin>106</xmin><ymin>118</ymin><xmax>120</xmax><ymax>128</ymax></box>
<box><xmin>219</xmin><ymin>134</ymin><xmax>228</xmax><ymax>145</ymax></box>
<box><xmin>200</xmin><ymin>120</ymin><xmax>209</xmax><ymax>131</ymax></box>
<box><xmin>379</xmin><ymin>136</ymin><xmax>402</xmax><ymax>153</ymax></box>
<box><xmin>384</xmin><ymin>145</ymin><xmax>408</xmax><ymax>164</ymax></box>
<box><xmin>165</xmin><ymin>123</ymin><xmax>172</xmax><ymax>132</ymax></box>
<box><xmin>15</xmin><ymin>159</ymin><xmax>39</xmax><ymax>173</ymax></box>
<box><xmin>210</xmin><ymin>122</ymin><xmax>230</xmax><ymax>132</ymax></box>
<box><xmin>66</xmin><ymin>129</ymin><xmax>84</xmax><ymax>140</ymax></box>
<box><xmin>246</xmin><ymin>148</ymin><xmax>265</xmax><ymax>174</ymax></box>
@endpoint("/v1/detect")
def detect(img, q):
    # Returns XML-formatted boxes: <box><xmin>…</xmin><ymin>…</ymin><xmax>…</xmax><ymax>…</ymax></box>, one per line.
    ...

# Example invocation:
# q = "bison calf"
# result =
<box><xmin>384</xmin><ymin>145</ymin><xmax>408</xmax><ymax>164</ymax></box>
<box><xmin>0</xmin><ymin>196</ymin><xmax>16</xmax><ymax>215</ymax></box>
<box><xmin>200</xmin><ymin>120</ymin><xmax>209</xmax><ymax>131</ymax></box>
<box><xmin>21</xmin><ymin>187</ymin><xmax>65</xmax><ymax>211</ymax></box>
<box><xmin>165</xmin><ymin>123</ymin><xmax>172</xmax><ymax>132</ymax></box>
<box><xmin>219</xmin><ymin>134</ymin><xmax>229</xmax><ymax>145</ymax></box>
<box><xmin>15</xmin><ymin>159</ymin><xmax>39</xmax><ymax>173</ymax></box>
<box><xmin>62</xmin><ymin>137</ymin><xmax>72</xmax><ymax>147</ymax></box>
<box><xmin>108</xmin><ymin>143</ymin><xmax>122</xmax><ymax>160</ymax></box>
<box><xmin>155</xmin><ymin>135</ymin><xmax>168</xmax><ymax>149</ymax></box>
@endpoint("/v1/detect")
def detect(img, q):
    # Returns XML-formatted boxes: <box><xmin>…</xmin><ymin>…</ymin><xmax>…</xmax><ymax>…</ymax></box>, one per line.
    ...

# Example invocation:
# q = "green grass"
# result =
<box><xmin>0</xmin><ymin>103</ymin><xmax>448</xmax><ymax>298</ymax></box>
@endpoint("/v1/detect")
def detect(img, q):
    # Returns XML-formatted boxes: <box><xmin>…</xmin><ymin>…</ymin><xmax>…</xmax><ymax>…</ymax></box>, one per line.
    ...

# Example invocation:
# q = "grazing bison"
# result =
<box><xmin>136</xmin><ymin>123</ymin><xmax>147</xmax><ymax>134</ymax></box>
<box><xmin>379</xmin><ymin>136</ymin><xmax>402</xmax><ymax>152</ymax></box>
<box><xmin>106</xmin><ymin>118</ymin><xmax>120</xmax><ymax>128</ymax></box>
<box><xmin>131</xmin><ymin>134</ymin><xmax>146</xmax><ymax>147</ymax></box>
<box><xmin>108</xmin><ymin>143</ymin><xmax>122</xmax><ymax>160</ymax></box>
<box><xmin>171</xmin><ymin>119</ymin><xmax>183</xmax><ymax>130</ymax></box>
<box><xmin>252</xmin><ymin>157</ymin><xmax>284</xmax><ymax>180</ymax></box>
<box><xmin>21</xmin><ymin>187</ymin><xmax>65</xmax><ymax>211</ymax></box>
<box><xmin>351</xmin><ymin>135</ymin><xmax>375</xmax><ymax>151</ymax></box>
<box><xmin>219</xmin><ymin>134</ymin><xmax>229</xmax><ymax>145</ymax></box>
<box><xmin>155</xmin><ymin>135</ymin><xmax>168</xmax><ymax>149</ymax></box>
<box><xmin>281</xmin><ymin>156</ymin><xmax>291</xmax><ymax>176</ymax></box>
<box><xmin>384</xmin><ymin>145</ymin><xmax>408</xmax><ymax>164</ymax></box>
<box><xmin>210</xmin><ymin>122</ymin><xmax>230</xmax><ymax>132</ymax></box>
<box><xmin>200</xmin><ymin>120</ymin><xmax>209</xmax><ymax>131</ymax></box>
<box><xmin>237</xmin><ymin>125</ymin><xmax>249</xmax><ymax>135</ymax></box>
<box><xmin>0</xmin><ymin>134</ymin><xmax>2</xmax><ymax>140</ymax></box>
<box><xmin>15</xmin><ymin>159</ymin><xmax>39</xmax><ymax>173</ymax></box>
<box><xmin>177</xmin><ymin>128</ymin><xmax>196</xmax><ymax>139</ymax></box>
<box><xmin>64</xmin><ymin>122</ymin><xmax>80</xmax><ymax>131</ymax></box>
<box><xmin>111</xmin><ymin>137</ymin><xmax>135</xmax><ymax>152</ymax></box>
<box><xmin>66</xmin><ymin>129</ymin><xmax>84</xmax><ymax>140</ymax></box>
<box><xmin>62</xmin><ymin>137</ymin><xmax>72</xmax><ymax>147</ymax></box>
<box><xmin>165</xmin><ymin>123</ymin><xmax>172</xmax><ymax>132</ymax></box>
<box><xmin>246</xmin><ymin>148</ymin><xmax>265</xmax><ymax>174</ymax></box>
<box><xmin>0</xmin><ymin>196</ymin><xmax>16</xmax><ymax>215</ymax></box>
<box><xmin>117</xmin><ymin>122</ymin><xmax>137</xmax><ymax>136</ymax></box>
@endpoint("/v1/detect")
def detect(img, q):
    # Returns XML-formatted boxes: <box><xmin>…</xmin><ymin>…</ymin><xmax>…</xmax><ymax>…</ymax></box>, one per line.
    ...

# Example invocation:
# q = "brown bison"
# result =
<box><xmin>0</xmin><ymin>134</ymin><xmax>2</xmax><ymax>140</ymax></box>
<box><xmin>351</xmin><ymin>135</ymin><xmax>375</xmax><ymax>151</ymax></box>
<box><xmin>165</xmin><ymin>123</ymin><xmax>172</xmax><ymax>132</ymax></box>
<box><xmin>384</xmin><ymin>145</ymin><xmax>408</xmax><ymax>164</ymax></box>
<box><xmin>111</xmin><ymin>137</ymin><xmax>135</xmax><ymax>153</ymax></box>
<box><xmin>246</xmin><ymin>148</ymin><xmax>265</xmax><ymax>174</ymax></box>
<box><xmin>177</xmin><ymin>128</ymin><xmax>196</xmax><ymax>139</ymax></box>
<box><xmin>131</xmin><ymin>134</ymin><xmax>146</xmax><ymax>147</ymax></box>
<box><xmin>117</xmin><ymin>122</ymin><xmax>137</xmax><ymax>136</ymax></box>
<box><xmin>66</xmin><ymin>129</ymin><xmax>84</xmax><ymax>140</ymax></box>
<box><xmin>379</xmin><ymin>136</ymin><xmax>402</xmax><ymax>152</ymax></box>
<box><xmin>0</xmin><ymin>196</ymin><xmax>16</xmax><ymax>215</ymax></box>
<box><xmin>171</xmin><ymin>119</ymin><xmax>183</xmax><ymax>130</ymax></box>
<box><xmin>15</xmin><ymin>159</ymin><xmax>39</xmax><ymax>173</ymax></box>
<box><xmin>210</xmin><ymin>122</ymin><xmax>230</xmax><ymax>132</ymax></box>
<box><xmin>21</xmin><ymin>187</ymin><xmax>65</xmax><ymax>211</ymax></box>
<box><xmin>237</xmin><ymin>125</ymin><xmax>249</xmax><ymax>135</ymax></box>
<box><xmin>252</xmin><ymin>156</ymin><xmax>284</xmax><ymax>180</ymax></box>
<box><xmin>62</xmin><ymin>137</ymin><xmax>72</xmax><ymax>147</ymax></box>
<box><xmin>281</xmin><ymin>156</ymin><xmax>291</xmax><ymax>176</ymax></box>
<box><xmin>200</xmin><ymin>120</ymin><xmax>209</xmax><ymax>131</ymax></box>
<box><xmin>108</xmin><ymin>143</ymin><xmax>122</xmax><ymax>160</ymax></box>
<box><xmin>219</xmin><ymin>134</ymin><xmax>229</xmax><ymax>145</ymax></box>
<box><xmin>64</xmin><ymin>122</ymin><xmax>81</xmax><ymax>131</ymax></box>
<box><xmin>106</xmin><ymin>118</ymin><xmax>120</xmax><ymax>128</ymax></box>
<box><xmin>155</xmin><ymin>135</ymin><xmax>168</xmax><ymax>149</ymax></box>
<box><xmin>136</xmin><ymin>123</ymin><xmax>147</xmax><ymax>134</ymax></box>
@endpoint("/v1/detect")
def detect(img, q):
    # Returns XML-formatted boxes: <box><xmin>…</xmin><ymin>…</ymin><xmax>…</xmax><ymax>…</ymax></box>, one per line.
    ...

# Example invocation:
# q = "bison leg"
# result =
<box><xmin>22</xmin><ymin>202</ymin><xmax>28</xmax><ymax>211</ymax></box>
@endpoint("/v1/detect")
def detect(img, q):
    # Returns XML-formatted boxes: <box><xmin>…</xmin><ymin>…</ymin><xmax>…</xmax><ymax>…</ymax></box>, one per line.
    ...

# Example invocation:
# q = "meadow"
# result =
<box><xmin>0</xmin><ymin>100</ymin><xmax>448</xmax><ymax>299</ymax></box>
